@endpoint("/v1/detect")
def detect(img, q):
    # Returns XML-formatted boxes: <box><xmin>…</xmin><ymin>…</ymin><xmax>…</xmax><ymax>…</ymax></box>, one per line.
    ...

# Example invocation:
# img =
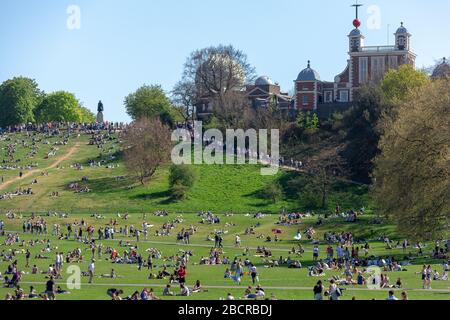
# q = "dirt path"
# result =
<box><xmin>0</xmin><ymin>142</ymin><xmax>81</xmax><ymax>192</ymax></box>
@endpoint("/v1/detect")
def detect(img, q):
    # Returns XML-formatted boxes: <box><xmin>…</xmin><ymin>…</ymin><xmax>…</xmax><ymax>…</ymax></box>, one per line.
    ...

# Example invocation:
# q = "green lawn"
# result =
<box><xmin>0</xmin><ymin>130</ymin><xmax>448</xmax><ymax>301</ymax></box>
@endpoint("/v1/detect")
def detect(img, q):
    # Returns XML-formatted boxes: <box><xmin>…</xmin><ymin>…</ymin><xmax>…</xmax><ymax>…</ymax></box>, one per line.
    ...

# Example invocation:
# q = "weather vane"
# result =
<box><xmin>351</xmin><ymin>0</ymin><xmax>364</xmax><ymax>28</ymax></box>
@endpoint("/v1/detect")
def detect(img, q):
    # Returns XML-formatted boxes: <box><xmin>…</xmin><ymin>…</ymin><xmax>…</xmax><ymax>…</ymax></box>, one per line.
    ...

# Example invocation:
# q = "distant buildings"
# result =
<box><xmin>196</xmin><ymin>5</ymin><xmax>448</xmax><ymax>121</ymax></box>
<box><xmin>431</xmin><ymin>57</ymin><xmax>450</xmax><ymax>79</ymax></box>
<box><xmin>294</xmin><ymin>21</ymin><xmax>416</xmax><ymax>115</ymax></box>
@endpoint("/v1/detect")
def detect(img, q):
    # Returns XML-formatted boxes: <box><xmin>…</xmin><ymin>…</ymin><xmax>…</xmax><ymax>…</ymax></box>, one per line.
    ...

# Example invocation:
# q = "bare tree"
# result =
<box><xmin>184</xmin><ymin>45</ymin><xmax>255</xmax><ymax>93</ymax></box>
<box><xmin>183</xmin><ymin>44</ymin><xmax>256</xmax><ymax>103</ymax></box>
<box><xmin>171</xmin><ymin>79</ymin><xmax>197</xmax><ymax>123</ymax></box>
<box><xmin>121</xmin><ymin>118</ymin><xmax>172</xmax><ymax>185</ymax></box>
<box><xmin>212</xmin><ymin>91</ymin><xmax>253</xmax><ymax>130</ymax></box>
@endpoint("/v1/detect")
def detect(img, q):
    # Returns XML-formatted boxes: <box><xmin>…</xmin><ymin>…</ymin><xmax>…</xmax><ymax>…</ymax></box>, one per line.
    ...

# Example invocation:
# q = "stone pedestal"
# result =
<box><xmin>96</xmin><ymin>111</ymin><xmax>104</xmax><ymax>123</ymax></box>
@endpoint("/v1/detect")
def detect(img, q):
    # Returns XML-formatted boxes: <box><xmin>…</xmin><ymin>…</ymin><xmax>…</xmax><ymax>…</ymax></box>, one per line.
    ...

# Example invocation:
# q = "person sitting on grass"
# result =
<box><xmin>27</xmin><ymin>286</ymin><xmax>39</xmax><ymax>299</ymax></box>
<box><xmin>101</xmin><ymin>269</ymin><xmax>117</xmax><ymax>279</ymax></box>
<box><xmin>180</xmin><ymin>283</ymin><xmax>190</xmax><ymax>297</ymax></box>
<box><xmin>56</xmin><ymin>286</ymin><xmax>70</xmax><ymax>294</ymax></box>
<box><xmin>386</xmin><ymin>290</ymin><xmax>398</xmax><ymax>301</ymax></box>
<box><xmin>192</xmin><ymin>280</ymin><xmax>203</xmax><ymax>293</ymax></box>
<box><xmin>148</xmin><ymin>288</ymin><xmax>160</xmax><ymax>300</ymax></box>
<box><xmin>163</xmin><ymin>284</ymin><xmax>174</xmax><ymax>296</ymax></box>
<box><xmin>357</xmin><ymin>272</ymin><xmax>366</xmax><ymax>285</ymax></box>
<box><xmin>30</xmin><ymin>265</ymin><xmax>38</xmax><ymax>275</ymax></box>
<box><xmin>107</xmin><ymin>288</ymin><xmax>123</xmax><ymax>300</ymax></box>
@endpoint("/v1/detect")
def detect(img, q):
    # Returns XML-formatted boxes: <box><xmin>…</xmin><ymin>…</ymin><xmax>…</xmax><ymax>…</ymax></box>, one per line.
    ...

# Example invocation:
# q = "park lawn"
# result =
<box><xmin>1</xmin><ymin>212</ymin><xmax>449</xmax><ymax>300</ymax></box>
<box><xmin>1</xmin><ymin>131</ymin><xmax>449</xmax><ymax>301</ymax></box>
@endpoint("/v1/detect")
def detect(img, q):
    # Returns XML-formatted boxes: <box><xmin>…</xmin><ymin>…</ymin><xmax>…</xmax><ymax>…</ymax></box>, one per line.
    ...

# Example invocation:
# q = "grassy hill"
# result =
<box><xmin>0</xmin><ymin>131</ymin><xmax>370</xmax><ymax>215</ymax></box>
<box><xmin>1</xmin><ymin>130</ymin><xmax>448</xmax><ymax>301</ymax></box>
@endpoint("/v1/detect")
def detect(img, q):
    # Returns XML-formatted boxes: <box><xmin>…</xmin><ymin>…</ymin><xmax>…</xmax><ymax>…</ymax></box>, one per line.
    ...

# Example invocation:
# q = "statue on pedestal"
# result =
<box><xmin>96</xmin><ymin>100</ymin><xmax>104</xmax><ymax>123</ymax></box>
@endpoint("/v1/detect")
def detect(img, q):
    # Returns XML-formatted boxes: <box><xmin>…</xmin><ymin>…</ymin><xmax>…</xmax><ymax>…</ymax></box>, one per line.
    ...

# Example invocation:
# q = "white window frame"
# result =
<box><xmin>324</xmin><ymin>91</ymin><xmax>333</xmax><ymax>103</ymax></box>
<box><xmin>339</xmin><ymin>90</ymin><xmax>349</xmax><ymax>102</ymax></box>
<box><xmin>359</xmin><ymin>57</ymin><xmax>369</xmax><ymax>84</ymax></box>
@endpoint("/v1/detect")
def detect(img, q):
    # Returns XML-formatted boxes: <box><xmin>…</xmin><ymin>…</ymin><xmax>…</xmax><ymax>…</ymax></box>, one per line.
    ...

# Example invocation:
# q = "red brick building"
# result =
<box><xmin>295</xmin><ymin>22</ymin><xmax>416</xmax><ymax>111</ymax></box>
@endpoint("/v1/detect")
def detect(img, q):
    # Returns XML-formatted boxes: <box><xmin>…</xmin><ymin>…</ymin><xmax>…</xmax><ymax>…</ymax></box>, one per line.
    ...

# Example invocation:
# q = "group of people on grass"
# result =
<box><xmin>1</xmin><ymin>206</ymin><xmax>449</xmax><ymax>301</ymax></box>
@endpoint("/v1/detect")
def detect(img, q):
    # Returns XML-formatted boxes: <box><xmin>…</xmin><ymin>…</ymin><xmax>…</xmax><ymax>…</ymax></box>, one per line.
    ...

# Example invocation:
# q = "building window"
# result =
<box><xmin>389</xmin><ymin>56</ymin><xmax>398</xmax><ymax>69</ymax></box>
<box><xmin>371</xmin><ymin>56</ymin><xmax>386</xmax><ymax>82</ymax></box>
<box><xmin>359</xmin><ymin>57</ymin><xmax>369</xmax><ymax>84</ymax></box>
<box><xmin>302</xmin><ymin>95</ymin><xmax>309</xmax><ymax>105</ymax></box>
<box><xmin>324</xmin><ymin>91</ymin><xmax>333</xmax><ymax>103</ymax></box>
<box><xmin>339</xmin><ymin>91</ymin><xmax>349</xmax><ymax>102</ymax></box>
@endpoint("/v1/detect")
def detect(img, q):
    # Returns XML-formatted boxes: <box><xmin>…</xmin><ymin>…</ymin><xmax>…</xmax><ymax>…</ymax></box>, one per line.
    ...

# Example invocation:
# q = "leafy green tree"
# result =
<box><xmin>374</xmin><ymin>79</ymin><xmax>450</xmax><ymax>240</ymax></box>
<box><xmin>80</xmin><ymin>106</ymin><xmax>96</xmax><ymax>123</ymax></box>
<box><xmin>169</xmin><ymin>165</ymin><xmax>197</xmax><ymax>200</ymax></box>
<box><xmin>262</xmin><ymin>181</ymin><xmax>283</xmax><ymax>204</ymax></box>
<box><xmin>124</xmin><ymin>85</ymin><xmax>176</xmax><ymax>126</ymax></box>
<box><xmin>35</xmin><ymin>91</ymin><xmax>83</xmax><ymax>123</ymax></box>
<box><xmin>381</xmin><ymin>64</ymin><xmax>429</xmax><ymax>104</ymax></box>
<box><xmin>296</xmin><ymin>111</ymin><xmax>319</xmax><ymax>133</ymax></box>
<box><xmin>341</xmin><ymin>86</ymin><xmax>385</xmax><ymax>183</ymax></box>
<box><xmin>0</xmin><ymin>77</ymin><xmax>42</xmax><ymax>127</ymax></box>
<box><xmin>289</xmin><ymin>172</ymin><xmax>331</xmax><ymax>210</ymax></box>
<box><xmin>170</xmin><ymin>183</ymin><xmax>190</xmax><ymax>201</ymax></box>
<box><xmin>169</xmin><ymin>165</ymin><xmax>197</xmax><ymax>189</ymax></box>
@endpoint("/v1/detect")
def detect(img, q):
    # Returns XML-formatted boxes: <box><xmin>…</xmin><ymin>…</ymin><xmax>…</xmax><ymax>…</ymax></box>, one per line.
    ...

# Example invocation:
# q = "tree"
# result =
<box><xmin>212</xmin><ymin>91</ymin><xmax>253</xmax><ymax>130</ymax></box>
<box><xmin>121</xmin><ymin>118</ymin><xmax>172</xmax><ymax>185</ymax></box>
<box><xmin>168</xmin><ymin>165</ymin><xmax>197</xmax><ymax>200</ymax></box>
<box><xmin>79</xmin><ymin>106</ymin><xmax>96</xmax><ymax>123</ymax></box>
<box><xmin>124</xmin><ymin>85</ymin><xmax>176</xmax><ymax>126</ymax></box>
<box><xmin>183</xmin><ymin>45</ymin><xmax>255</xmax><ymax>99</ymax></box>
<box><xmin>0</xmin><ymin>77</ymin><xmax>42</xmax><ymax>127</ymax></box>
<box><xmin>374</xmin><ymin>79</ymin><xmax>450</xmax><ymax>240</ymax></box>
<box><xmin>182</xmin><ymin>45</ymin><xmax>255</xmax><ymax>125</ymax></box>
<box><xmin>34</xmin><ymin>91</ymin><xmax>83</xmax><ymax>123</ymax></box>
<box><xmin>340</xmin><ymin>86</ymin><xmax>385</xmax><ymax>183</ymax></box>
<box><xmin>296</xmin><ymin>111</ymin><xmax>319</xmax><ymax>134</ymax></box>
<box><xmin>263</xmin><ymin>181</ymin><xmax>283</xmax><ymax>204</ymax></box>
<box><xmin>381</xmin><ymin>64</ymin><xmax>429</xmax><ymax>105</ymax></box>
<box><xmin>171</xmin><ymin>79</ymin><xmax>197</xmax><ymax>123</ymax></box>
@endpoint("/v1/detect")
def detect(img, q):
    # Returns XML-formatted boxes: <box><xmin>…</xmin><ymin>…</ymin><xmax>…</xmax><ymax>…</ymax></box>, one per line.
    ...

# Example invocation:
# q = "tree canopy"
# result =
<box><xmin>381</xmin><ymin>64</ymin><xmax>429</xmax><ymax>104</ymax></box>
<box><xmin>34</xmin><ymin>91</ymin><xmax>84</xmax><ymax>123</ymax></box>
<box><xmin>124</xmin><ymin>85</ymin><xmax>177</xmax><ymax>126</ymax></box>
<box><xmin>0</xmin><ymin>77</ymin><xmax>42</xmax><ymax>127</ymax></box>
<box><xmin>340</xmin><ymin>85</ymin><xmax>386</xmax><ymax>184</ymax></box>
<box><xmin>374</xmin><ymin>79</ymin><xmax>450</xmax><ymax>240</ymax></box>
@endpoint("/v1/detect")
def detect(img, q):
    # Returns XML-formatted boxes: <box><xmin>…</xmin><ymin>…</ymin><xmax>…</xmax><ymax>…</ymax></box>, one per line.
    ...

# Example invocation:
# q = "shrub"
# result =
<box><xmin>169</xmin><ymin>165</ymin><xmax>197</xmax><ymax>189</ymax></box>
<box><xmin>170</xmin><ymin>183</ymin><xmax>189</xmax><ymax>201</ymax></box>
<box><xmin>168</xmin><ymin>165</ymin><xmax>197</xmax><ymax>200</ymax></box>
<box><xmin>263</xmin><ymin>182</ymin><xmax>283</xmax><ymax>204</ymax></box>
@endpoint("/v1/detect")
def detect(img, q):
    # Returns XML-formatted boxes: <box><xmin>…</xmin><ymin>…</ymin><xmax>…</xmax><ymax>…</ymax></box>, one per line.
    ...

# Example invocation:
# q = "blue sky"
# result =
<box><xmin>0</xmin><ymin>0</ymin><xmax>449</xmax><ymax>122</ymax></box>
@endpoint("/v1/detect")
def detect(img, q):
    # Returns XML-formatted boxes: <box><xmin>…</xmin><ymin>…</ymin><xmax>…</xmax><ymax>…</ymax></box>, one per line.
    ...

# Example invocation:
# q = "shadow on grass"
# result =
<box><xmin>77</xmin><ymin>177</ymin><xmax>134</xmax><ymax>194</ymax></box>
<box><xmin>131</xmin><ymin>190</ymin><xmax>180</xmax><ymax>205</ymax></box>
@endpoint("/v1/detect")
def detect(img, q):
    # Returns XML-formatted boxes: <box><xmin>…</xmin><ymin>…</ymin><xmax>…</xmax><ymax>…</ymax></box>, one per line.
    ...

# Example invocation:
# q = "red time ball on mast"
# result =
<box><xmin>353</xmin><ymin>19</ymin><xmax>361</xmax><ymax>28</ymax></box>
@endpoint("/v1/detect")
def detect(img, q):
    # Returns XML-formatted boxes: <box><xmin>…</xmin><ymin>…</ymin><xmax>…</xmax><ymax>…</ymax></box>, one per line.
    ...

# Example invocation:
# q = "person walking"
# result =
<box><xmin>250</xmin><ymin>264</ymin><xmax>258</xmax><ymax>285</ymax></box>
<box><xmin>88</xmin><ymin>259</ymin><xmax>95</xmax><ymax>284</ymax></box>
